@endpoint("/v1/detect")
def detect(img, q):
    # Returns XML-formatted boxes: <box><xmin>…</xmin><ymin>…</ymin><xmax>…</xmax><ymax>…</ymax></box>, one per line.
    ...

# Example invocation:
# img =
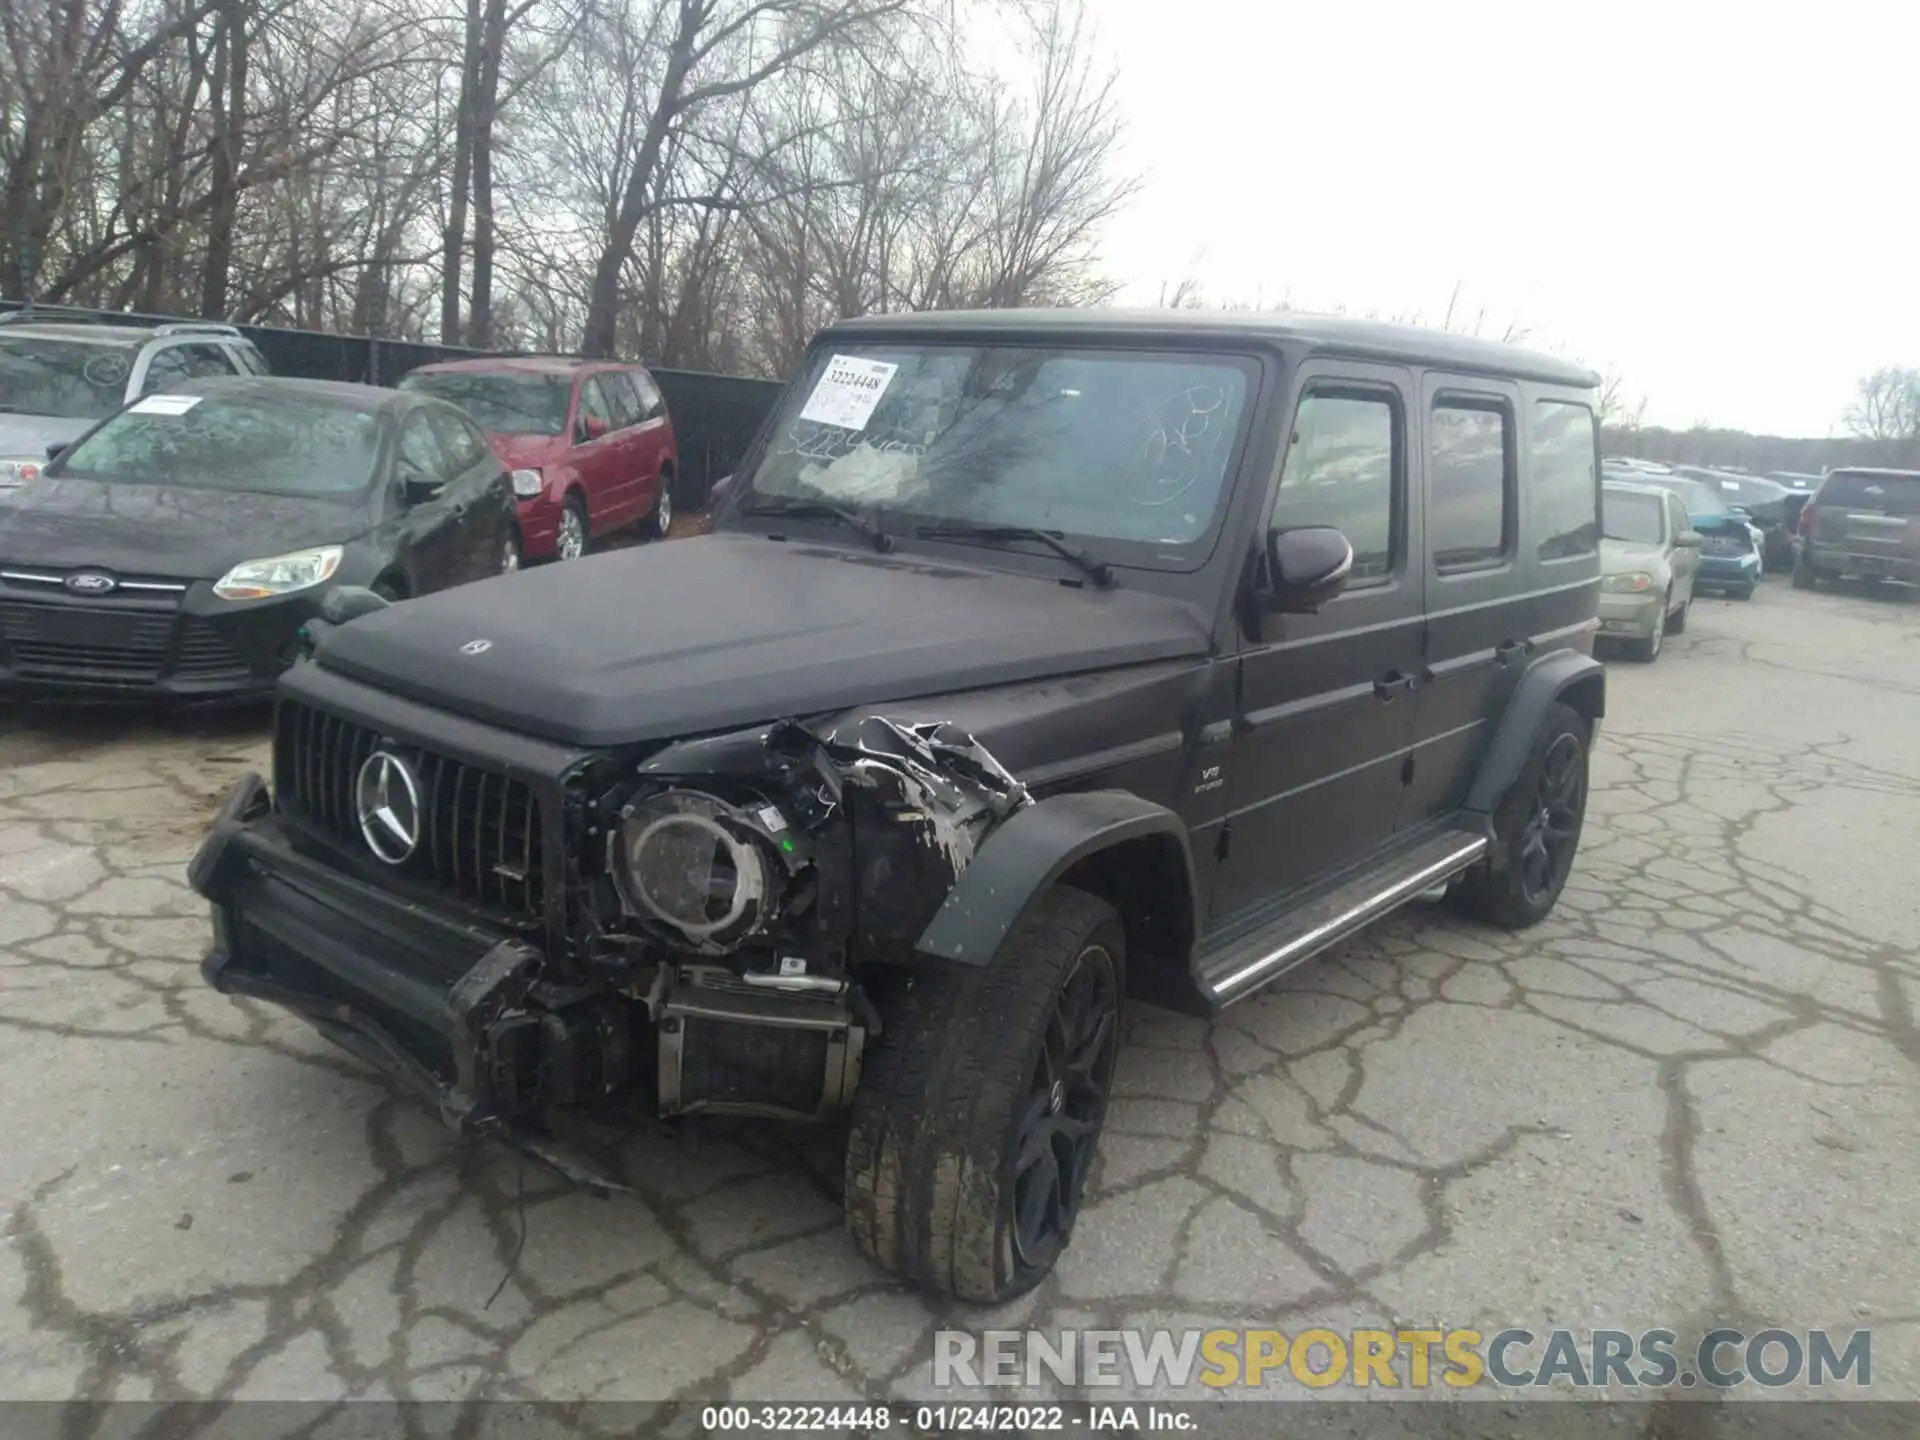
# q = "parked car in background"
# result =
<box><xmin>0</xmin><ymin>377</ymin><xmax>518</xmax><ymax>703</ymax></box>
<box><xmin>1601</xmin><ymin>455</ymin><xmax>1672</xmax><ymax>475</ymax></box>
<box><xmin>0</xmin><ymin>313</ymin><xmax>269</xmax><ymax>486</ymax></box>
<box><xmin>1767</xmin><ymin>471</ymin><xmax>1824</xmax><ymax>492</ymax></box>
<box><xmin>1792</xmin><ymin>468</ymin><xmax>1920</xmax><ymax>591</ymax></box>
<box><xmin>1674</xmin><ymin>466</ymin><xmax>1794</xmax><ymax>566</ymax></box>
<box><xmin>1599</xmin><ymin>479</ymin><xmax>1700</xmax><ymax>660</ymax></box>
<box><xmin>1632</xmin><ymin>472</ymin><xmax>1762</xmax><ymax>599</ymax></box>
<box><xmin>399</xmin><ymin>356</ymin><xmax>676</xmax><ymax>562</ymax></box>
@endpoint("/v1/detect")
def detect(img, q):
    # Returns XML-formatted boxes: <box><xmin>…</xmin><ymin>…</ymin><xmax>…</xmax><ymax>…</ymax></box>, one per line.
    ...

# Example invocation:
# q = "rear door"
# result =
<box><xmin>1814</xmin><ymin>471</ymin><xmax>1920</xmax><ymax>575</ymax></box>
<box><xmin>1403</xmin><ymin>375</ymin><xmax>1524</xmax><ymax>826</ymax></box>
<box><xmin>619</xmin><ymin>368</ymin><xmax>674</xmax><ymax>513</ymax></box>
<box><xmin>1211</xmin><ymin>363</ymin><xmax>1423</xmax><ymax>917</ymax></box>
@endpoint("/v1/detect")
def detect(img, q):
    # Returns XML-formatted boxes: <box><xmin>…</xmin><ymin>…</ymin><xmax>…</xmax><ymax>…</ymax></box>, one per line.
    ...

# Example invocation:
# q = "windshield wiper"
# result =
<box><xmin>739</xmin><ymin>496</ymin><xmax>892</xmax><ymax>553</ymax></box>
<box><xmin>915</xmin><ymin>522</ymin><xmax>1114</xmax><ymax>588</ymax></box>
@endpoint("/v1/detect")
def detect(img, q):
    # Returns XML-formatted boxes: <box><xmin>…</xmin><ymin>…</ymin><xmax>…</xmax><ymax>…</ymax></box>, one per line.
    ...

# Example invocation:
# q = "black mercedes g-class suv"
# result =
<box><xmin>190</xmin><ymin>309</ymin><xmax>1604</xmax><ymax>1302</ymax></box>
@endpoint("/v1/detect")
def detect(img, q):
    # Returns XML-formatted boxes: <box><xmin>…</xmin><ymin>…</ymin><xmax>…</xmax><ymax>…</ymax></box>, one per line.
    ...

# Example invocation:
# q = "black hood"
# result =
<box><xmin>0</xmin><ymin>475</ymin><xmax>366</xmax><ymax>579</ymax></box>
<box><xmin>314</xmin><ymin>532</ymin><xmax>1213</xmax><ymax>747</ymax></box>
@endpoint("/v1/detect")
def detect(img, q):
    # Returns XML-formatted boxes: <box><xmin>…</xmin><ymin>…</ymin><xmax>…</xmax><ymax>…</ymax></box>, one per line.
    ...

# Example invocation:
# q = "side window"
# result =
<box><xmin>1531</xmin><ymin>401</ymin><xmax>1599</xmax><ymax>561</ymax></box>
<box><xmin>138</xmin><ymin>348</ymin><xmax>191</xmax><ymax>395</ymax></box>
<box><xmin>398</xmin><ymin>414</ymin><xmax>451</xmax><ymax>483</ymax></box>
<box><xmin>603</xmin><ymin>373</ymin><xmax>645</xmax><ymax>429</ymax></box>
<box><xmin>426</xmin><ymin>408</ymin><xmax>489</xmax><ymax>472</ymax></box>
<box><xmin>577</xmin><ymin>377</ymin><xmax>615</xmax><ymax>437</ymax></box>
<box><xmin>630</xmin><ymin>369</ymin><xmax>665</xmax><ymax>420</ymax></box>
<box><xmin>176</xmin><ymin>344</ymin><xmax>237</xmax><ymax>378</ymax></box>
<box><xmin>1428</xmin><ymin>399</ymin><xmax>1513</xmax><ymax>572</ymax></box>
<box><xmin>1272</xmin><ymin>388</ymin><xmax>1399</xmax><ymax>586</ymax></box>
<box><xmin>231</xmin><ymin>343</ymin><xmax>270</xmax><ymax>376</ymax></box>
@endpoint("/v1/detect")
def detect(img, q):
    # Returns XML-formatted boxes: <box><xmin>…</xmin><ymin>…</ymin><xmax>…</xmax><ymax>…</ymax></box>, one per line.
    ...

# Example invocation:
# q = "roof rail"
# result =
<box><xmin>0</xmin><ymin>307</ymin><xmax>131</xmax><ymax>328</ymax></box>
<box><xmin>154</xmin><ymin>321</ymin><xmax>242</xmax><ymax>338</ymax></box>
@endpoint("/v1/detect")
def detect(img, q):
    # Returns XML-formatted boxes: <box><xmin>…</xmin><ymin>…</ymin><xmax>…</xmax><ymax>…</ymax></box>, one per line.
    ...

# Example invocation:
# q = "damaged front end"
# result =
<box><xmin>192</xmin><ymin>706</ymin><xmax>1029</xmax><ymax>1177</ymax></box>
<box><xmin>588</xmin><ymin>715</ymin><xmax>1028</xmax><ymax>1123</ymax></box>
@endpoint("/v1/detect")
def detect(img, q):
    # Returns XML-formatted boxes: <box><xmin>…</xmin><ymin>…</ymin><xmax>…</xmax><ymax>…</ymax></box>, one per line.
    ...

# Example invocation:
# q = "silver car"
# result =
<box><xmin>1599</xmin><ymin>479</ymin><xmax>1701</xmax><ymax>661</ymax></box>
<box><xmin>0</xmin><ymin>314</ymin><xmax>269</xmax><ymax>486</ymax></box>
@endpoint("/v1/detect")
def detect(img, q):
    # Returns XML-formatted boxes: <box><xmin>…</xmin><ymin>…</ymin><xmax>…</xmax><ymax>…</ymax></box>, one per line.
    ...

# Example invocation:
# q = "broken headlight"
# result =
<box><xmin>610</xmin><ymin>789</ymin><xmax>786</xmax><ymax>953</ymax></box>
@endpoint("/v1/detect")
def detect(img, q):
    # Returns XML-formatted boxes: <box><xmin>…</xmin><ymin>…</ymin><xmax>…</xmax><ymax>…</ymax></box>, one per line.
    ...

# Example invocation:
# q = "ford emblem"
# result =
<box><xmin>65</xmin><ymin>571</ymin><xmax>116</xmax><ymax>595</ymax></box>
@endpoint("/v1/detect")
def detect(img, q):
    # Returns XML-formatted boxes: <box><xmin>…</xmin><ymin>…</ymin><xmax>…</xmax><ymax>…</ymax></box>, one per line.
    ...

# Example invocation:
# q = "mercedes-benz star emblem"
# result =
<box><xmin>355</xmin><ymin>750</ymin><xmax>422</xmax><ymax>865</ymax></box>
<box><xmin>65</xmin><ymin>571</ymin><xmax>116</xmax><ymax>595</ymax></box>
<box><xmin>460</xmin><ymin>638</ymin><xmax>492</xmax><ymax>655</ymax></box>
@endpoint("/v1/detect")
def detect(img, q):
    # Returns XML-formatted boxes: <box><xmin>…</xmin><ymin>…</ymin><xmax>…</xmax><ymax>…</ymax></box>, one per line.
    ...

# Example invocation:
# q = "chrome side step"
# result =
<box><xmin>1198</xmin><ymin>831</ymin><xmax>1489</xmax><ymax>1007</ymax></box>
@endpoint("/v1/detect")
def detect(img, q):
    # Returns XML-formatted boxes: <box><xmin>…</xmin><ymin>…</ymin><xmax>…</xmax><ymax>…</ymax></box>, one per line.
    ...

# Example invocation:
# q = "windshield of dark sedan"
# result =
<box><xmin>742</xmin><ymin>344</ymin><xmax>1257</xmax><ymax>556</ymax></box>
<box><xmin>1658</xmin><ymin>477</ymin><xmax>1733</xmax><ymax>518</ymax></box>
<box><xmin>1603</xmin><ymin>488</ymin><xmax>1665</xmax><ymax>544</ymax></box>
<box><xmin>56</xmin><ymin>393</ymin><xmax>381</xmax><ymax>495</ymax></box>
<box><xmin>0</xmin><ymin>336</ymin><xmax>133</xmax><ymax>420</ymax></box>
<box><xmin>400</xmin><ymin>371</ymin><xmax>570</xmax><ymax>435</ymax></box>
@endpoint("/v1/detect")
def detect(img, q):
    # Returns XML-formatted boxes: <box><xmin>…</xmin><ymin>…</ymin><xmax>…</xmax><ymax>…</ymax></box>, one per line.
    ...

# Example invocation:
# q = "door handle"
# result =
<box><xmin>1374</xmin><ymin>671</ymin><xmax>1414</xmax><ymax>700</ymax></box>
<box><xmin>1495</xmin><ymin>640</ymin><xmax>1528</xmax><ymax>666</ymax></box>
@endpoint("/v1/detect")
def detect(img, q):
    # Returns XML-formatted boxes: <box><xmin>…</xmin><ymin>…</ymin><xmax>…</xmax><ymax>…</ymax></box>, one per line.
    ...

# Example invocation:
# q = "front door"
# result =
<box><xmin>571</xmin><ymin>375</ymin><xmax>624</xmax><ymax>531</ymax></box>
<box><xmin>1210</xmin><ymin>363</ymin><xmax>1424</xmax><ymax>919</ymax></box>
<box><xmin>394</xmin><ymin>413</ymin><xmax>466</xmax><ymax>593</ymax></box>
<box><xmin>1401</xmin><ymin>374</ymin><xmax>1525</xmax><ymax>826</ymax></box>
<box><xmin>1663</xmin><ymin>489</ymin><xmax>1698</xmax><ymax>606</ymax></box>
<box><xmin>426</xmin><ymin>408</ymin><xmax>509</xmax><ymax>582</ymax></box>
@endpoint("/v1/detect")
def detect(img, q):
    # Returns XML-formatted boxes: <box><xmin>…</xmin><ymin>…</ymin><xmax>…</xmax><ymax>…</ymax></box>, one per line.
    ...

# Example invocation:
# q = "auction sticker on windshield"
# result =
<box><xmin>129</xmin><ymin>394</ymin><xmax>203</xmax><ymax>416</ymax></box>
<box><xmin>798</xmin><ymin>354</ymin><xmax>897</xmax><ymax>431</ymax></box>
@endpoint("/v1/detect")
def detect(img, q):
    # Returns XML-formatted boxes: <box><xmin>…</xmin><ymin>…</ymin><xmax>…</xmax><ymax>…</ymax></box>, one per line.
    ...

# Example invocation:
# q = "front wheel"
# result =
<box><xmin>844</xmin><ymin>886</ymin><xmax>1124</xmax><ymax>1302</ymax></box>
<box><xmin>1454</xmin><ymin>703</ymin><xmax>1589</xmax><ymax>930</ymax></box>
<box><xmin>1792</xmin><ymin>553</ymin><xmax>1817</xmax><ymax>590</ymax></box>
<box><xmin>555</xmin><ymin>494</ymin><xmax>589</xmax><ymax>561</ymax></box>
<box><xmin>1628</xmin><ymin>596</ymin><xmax>1666</xmax><ymax>662</ymax></box>
<box><xmin>499</xmin><ymin>527</ymin><xmax>522</xmax><ymax>574</ymax></box>
<box><xmin>643</xmin><ymin>476</ymin><xmax>673</xmax><ymax>538</ymax></box>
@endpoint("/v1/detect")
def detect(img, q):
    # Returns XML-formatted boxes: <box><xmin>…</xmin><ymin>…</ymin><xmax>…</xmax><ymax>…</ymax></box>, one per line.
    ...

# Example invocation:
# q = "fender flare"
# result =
<box><xmin>1462</xmin><ymin>648</ymin><xmax>1606</xmax><ymax>815</ymax></box>
<box><xmin>915</xmin><ymin>790</ymin><xmax>1197</xmax><ymax>966</ymax></box>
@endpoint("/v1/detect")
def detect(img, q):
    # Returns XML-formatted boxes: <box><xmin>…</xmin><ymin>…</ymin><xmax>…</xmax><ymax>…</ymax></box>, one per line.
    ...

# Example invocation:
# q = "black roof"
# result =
<box><xmin>162</xmin><ymin>374</ymin><xmax>413</xmax><ymax>415</ymax></box>
<box><xmin>819</xmin><ymin>307</ymin><xmax>1600</xmax><ymax>388</ymax></box>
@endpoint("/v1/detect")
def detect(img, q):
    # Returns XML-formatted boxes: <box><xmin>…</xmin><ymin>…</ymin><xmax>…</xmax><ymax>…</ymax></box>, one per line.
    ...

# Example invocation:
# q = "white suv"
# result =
<box><xmin>0</xmin><ymin>315</ymin><xmax>270</xmax><ymax>485</ymax></box>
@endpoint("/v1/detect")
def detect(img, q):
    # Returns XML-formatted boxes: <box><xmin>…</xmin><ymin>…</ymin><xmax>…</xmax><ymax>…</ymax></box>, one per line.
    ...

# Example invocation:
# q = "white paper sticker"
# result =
<box><xmin>756</xmin><ymin>805</ymin><xmax>789</xmax><ymax>833</ymax></box>
<box><xmin>797</xmin><ymin>354</ymin><xmax>897</xmax><ymax>432</ymax></box>
<box><xmin>779</xmin><ymin>956</ymin><xmax>808</xmax><ymax>977</ymax></box>
<box><xmin>130</xmin><ymin>393</ymin><xmax>203</xmax><ymax>416</ymax></box>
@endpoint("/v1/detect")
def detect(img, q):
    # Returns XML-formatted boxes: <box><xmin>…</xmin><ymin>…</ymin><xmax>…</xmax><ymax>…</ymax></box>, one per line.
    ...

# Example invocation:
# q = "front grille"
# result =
<box><xmin>0</xmin><ymin>601</ymin><xmax>175</xmax><ymax>682</ymax></box>
<box><xmin>175</xmin><ymin>619</ymin><xmax>250</xmax><ymax>678</ymax></box>
<box><xmin>275</xmin><ymin>699</ymin><xmax>547</xmax><ymax>920</ymax></box>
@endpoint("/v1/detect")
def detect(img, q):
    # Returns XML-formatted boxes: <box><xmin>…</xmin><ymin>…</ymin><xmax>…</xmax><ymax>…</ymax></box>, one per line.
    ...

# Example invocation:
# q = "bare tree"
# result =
<box><xmin>1842</xmin><ymin>366</ymin><xmax>1920</xmax><ymax>441</ymax></box>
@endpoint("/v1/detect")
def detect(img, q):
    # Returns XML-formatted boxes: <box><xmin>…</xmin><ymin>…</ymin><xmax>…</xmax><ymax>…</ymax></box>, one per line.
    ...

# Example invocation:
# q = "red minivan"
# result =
<box><xmin>399</xmin><ymin>357</ymin><xmax>677</xmax><ymax>562</ymax></box>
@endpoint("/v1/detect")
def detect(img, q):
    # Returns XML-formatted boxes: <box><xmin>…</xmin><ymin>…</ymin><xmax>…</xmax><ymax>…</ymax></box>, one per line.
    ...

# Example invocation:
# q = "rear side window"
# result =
<box><xmin>1428</xmin><ymin>400</ymin><xmax>1512</xmax><ymax>572</ymax></box>
<box><xmin>1819</xmin><ymin>471</ymin><xmax>1920</xmax><ymax>514</ymax></box>
<box><xmin>631</xmin><ymin>369</ymin><xmax>665</xmax><ymax>420</ymax></box>
<box><xmin>1531</xmin><ymin>401</ymin><xmax>1599</xmax><ymax>560</ymax></box>
<box><xmin>602</xmin><ymin>372</ymin><xmax>645</xmax><ymax>429</ymax></box>
<box><xmin>1273</xmin><ymin>389</ymin><xmax>1399</xmax><ymax>585</ymax></box>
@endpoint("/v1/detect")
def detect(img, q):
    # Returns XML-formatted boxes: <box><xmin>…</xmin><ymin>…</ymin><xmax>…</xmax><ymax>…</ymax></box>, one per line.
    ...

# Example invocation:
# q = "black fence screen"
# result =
<box><xmin>0</xmin><ymin>301</ymin><xmax>787</xmax><ymax>508</ymax></box>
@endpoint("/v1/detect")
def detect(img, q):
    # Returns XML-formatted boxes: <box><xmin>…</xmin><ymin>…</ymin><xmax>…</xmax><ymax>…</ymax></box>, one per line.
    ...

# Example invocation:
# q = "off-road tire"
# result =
<box><xmin>844</xmin><ymin>885</ymin><xmax>1125</xmax><ymax>1302</ymax></box>
<box><xmin>1792</xmin><ymin>553</ymin><xmax>1817</xmax><ymax>590</ymax></box>
<box><xmin>1453</xmin><ymin>702</ymin><xmax>1589</xmax><ymax>930</ymax></box>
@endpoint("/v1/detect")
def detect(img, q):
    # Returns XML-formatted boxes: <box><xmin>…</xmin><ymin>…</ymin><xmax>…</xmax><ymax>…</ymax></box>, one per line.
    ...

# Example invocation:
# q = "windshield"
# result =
<box><xmin>1656</xmin><ymin>477</ymin><xmax>1733</xmax><ymax>518</ymax></box>
<box><xmin>1603</xmin><ymin>489</ymin><xmax>1665</xmax><ymax>544</ymax></box>
<box><xmin>741</xmin><ymin>344</ymin><xmax>1256</xmax><ymax>560</ymax></box>
<box><xmin>400</xmin><ymin>371</ymin><xmax>571</xmax><ymax>436</ymax></box>
<box><xmin>56</xmin><ymin>393</ymin><xmax>382</xmax><ymax>496</ymax></box>
<box><xmin>0</xmin><ymin>336</ymin><xmax>133</xmax><ymax>421</ymax></box>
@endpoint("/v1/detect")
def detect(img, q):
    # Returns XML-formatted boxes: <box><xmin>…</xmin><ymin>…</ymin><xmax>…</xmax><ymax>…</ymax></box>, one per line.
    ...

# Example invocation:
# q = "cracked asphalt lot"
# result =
<box><xmin>1</xmin><ymin>579</ymin><xmax>1917</xmax><ymax>1411</ymax></box>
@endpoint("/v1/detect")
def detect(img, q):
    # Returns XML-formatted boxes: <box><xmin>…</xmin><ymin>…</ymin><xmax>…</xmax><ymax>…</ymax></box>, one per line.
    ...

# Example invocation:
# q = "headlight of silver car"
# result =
<box><xmin>610</xmin><ymin>790</ymin><xmax>773</xmax><ymax>952</ymax></box>
<box><xmin>1601</xmin><ymin>571</ymin><xmax>1655</xmax><ymax>594</ymax></box>
<box><xmin>212</xmin><ymin>545</ymin><xmax>344</xmax><ymax>600</ymax></box>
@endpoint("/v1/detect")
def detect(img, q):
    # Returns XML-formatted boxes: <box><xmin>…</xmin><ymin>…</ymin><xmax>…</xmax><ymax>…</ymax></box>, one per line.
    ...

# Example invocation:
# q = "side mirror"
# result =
<box><xmin>318</xmin><ymin>585</ymin><xmax>392</xmax><ymax>625</ymax></box>
<box><xmin>1259</xmin><ymin>525</ymin><xmax>1353</xmax><ymax>613</ymax></box>
<box><xmin>399</xmin><ymin>464</ymin><xmax>441</xmax><ymax>504</ymax></box>
<box><xmin>1675</xmin><ymin>530</ymin><xmax>1703</xmax><ymax>550</ymax></box>
<box><xmin>45</xmin><ymin>442</ymin><xmax>68</xmax><ymax>462</ymax></box>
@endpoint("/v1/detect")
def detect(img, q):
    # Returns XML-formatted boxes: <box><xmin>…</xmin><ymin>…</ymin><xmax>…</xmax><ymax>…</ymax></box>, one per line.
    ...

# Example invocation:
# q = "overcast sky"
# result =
<box><xmin>1085</xmin><ymin>1</ymin><xmax>1917</xmax><ymax>436</ymax></box>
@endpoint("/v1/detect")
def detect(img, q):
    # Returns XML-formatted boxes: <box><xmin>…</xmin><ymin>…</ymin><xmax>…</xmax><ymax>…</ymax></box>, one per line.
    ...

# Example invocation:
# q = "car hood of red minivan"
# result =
<box><xmin>486</xmin><ymin>432</ymin><xmax>569</xmax><ymax>468</ymax></box>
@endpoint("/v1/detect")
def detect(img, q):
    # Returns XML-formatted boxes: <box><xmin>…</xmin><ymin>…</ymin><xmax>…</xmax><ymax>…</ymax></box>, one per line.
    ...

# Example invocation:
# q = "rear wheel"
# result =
<box><xmin>643</xmin><ymin>475</ymin><xmax>673</xmax><ymax>538</ymax></box>
<box><xmin>1454</xmin><ymin>703</ymin><xmax>1589</xmax><ymax>930</ymax></box>
<box><xmin>844</xmin><ymin>886</ymin><xmax>1124</xmax><ymax>1302</ymax></box>
<box><xmin>1792</xmin><ymin>552</ymin><xmax>1817</xmax><ymax>590</ymax></box>
<box><xmin>556</xmin><ymin>494</ymin><xmax>589</xmax><ymax>561</ymax></box>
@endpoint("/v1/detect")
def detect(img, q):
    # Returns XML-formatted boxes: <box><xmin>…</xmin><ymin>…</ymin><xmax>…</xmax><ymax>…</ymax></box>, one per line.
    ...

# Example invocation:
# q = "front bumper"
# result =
<box><xmin>0</xmin><ymin>581</ymin><xmax>319</xmax><ymax>704</ymax></box>
<box><xmin>516</xmin><ymin>494</ymin><xmax>564</xmax><ymax>560</ymax></box>
<box><xmin>1696</xmin><ymin>553</ymin><xmax>1759</xmax><ymax>591</ymax></box>
<box><xmin>1597</xmin><ymin>592</ymin><xmax>1661</xmax><ymax>638</ymax></box>
<box><xmin>189</xmin><ymin>772</ymin><xmax>612</xmax><ymax>1165</ymax></box>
